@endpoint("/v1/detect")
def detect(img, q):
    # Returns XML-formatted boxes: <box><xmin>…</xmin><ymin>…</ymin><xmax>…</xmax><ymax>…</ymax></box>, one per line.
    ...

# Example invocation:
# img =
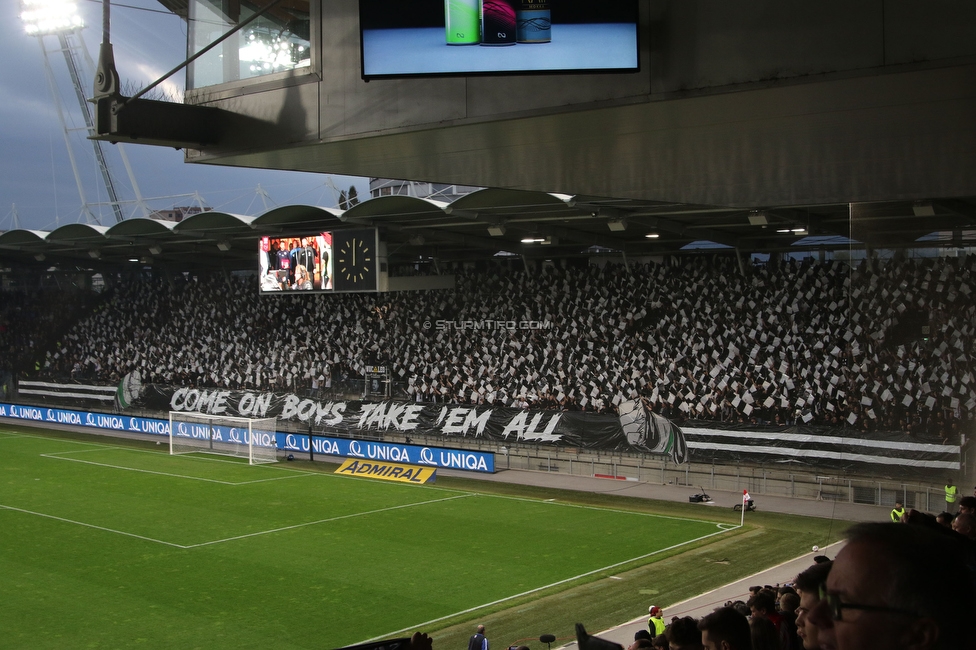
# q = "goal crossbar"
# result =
<box><xmin>168</xmin><ymin>412</ymin><xmax>278</xmax><ymax>465</ymax></box>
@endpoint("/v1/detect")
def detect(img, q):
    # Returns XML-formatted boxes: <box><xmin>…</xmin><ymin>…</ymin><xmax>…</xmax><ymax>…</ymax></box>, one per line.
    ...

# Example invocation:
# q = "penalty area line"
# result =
<box><xmin>39</xmin><ymin>454</ymin><xmax>244</xmax><ymax>485</ymax></box>
<box><xmin>0</xmin><ymin>503</ymin><xmax>186</xmax><ymax>548</ymax></box>
<box><xmin>38</xmin><ymin>453</ymin><xmax>314</xmax><ymax>486</ymax></box>
<box><xmin>355</xmin><ymin>525</ymin><xmax>738</xmax><ymax>644</ymax></box>
<box><xmin>184</xmin><ymin>493</ymin><xmax>474</xmax><ymax>549</ymax></box>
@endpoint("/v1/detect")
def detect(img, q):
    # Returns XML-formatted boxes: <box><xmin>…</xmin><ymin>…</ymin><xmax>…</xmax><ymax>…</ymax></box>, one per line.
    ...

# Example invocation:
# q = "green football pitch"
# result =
<box><xmin>0</xmin><ymin>428</ymin><xmax>821</xmax><ymax>650</ymax></box>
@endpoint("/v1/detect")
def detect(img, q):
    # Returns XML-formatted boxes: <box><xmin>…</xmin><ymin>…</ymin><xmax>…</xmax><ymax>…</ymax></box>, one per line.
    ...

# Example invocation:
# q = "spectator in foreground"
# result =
<box><xmin>698</xmin><ymin>607</ymin><xmax>750</xmax><ymax>650</ymax></box>
<box><xmin>664</xmin><ymin>616</ymin><xmax>702</xmax><ymax>650</ymax></box>
<box><xmin>749</xmin><ymin>616</ymin><xmax>780</xmax><ymax>650</ymax></box>
<box><xmin>951</xmin><ymin>512</ymin><xmax>976</xmax><ymax>541</ymax></box>
<box><xmin>777</xmin><ymin>592</ymin><xmax>801</xmax><ymax>650</ymax></box>
<box><xmin>748</xmin><ymin>591</ymin><xmax>782</xmax><ymax>631</ymax></box>
<box><xmin>808</xmin><ymin>522</ymin><xmax>975</xmax><ymax>650</ymax></box>
<box><xmin>793</xmin><ymin>561</ymin><xmax>831</xmax><ymax>650</ymax></box>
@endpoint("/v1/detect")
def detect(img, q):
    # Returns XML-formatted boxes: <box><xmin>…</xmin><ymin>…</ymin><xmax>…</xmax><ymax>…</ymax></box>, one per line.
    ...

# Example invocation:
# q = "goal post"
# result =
<box><xmin>168</xmin><ymin>412</ymin><xmax>278</xmax><ymax>465</ymax></box>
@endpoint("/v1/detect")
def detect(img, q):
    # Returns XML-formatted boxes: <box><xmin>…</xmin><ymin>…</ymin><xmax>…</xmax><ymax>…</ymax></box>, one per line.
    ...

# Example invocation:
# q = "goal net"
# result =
<box><xmin>168</xmin><ymin>412</ymin><xmax>278</xmax><ymax>465</ymax></box>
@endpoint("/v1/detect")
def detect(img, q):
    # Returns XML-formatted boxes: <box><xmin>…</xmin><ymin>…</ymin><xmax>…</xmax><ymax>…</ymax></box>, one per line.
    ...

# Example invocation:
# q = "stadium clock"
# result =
<box><xmin>333</xmin><ymin>229</ymin><xmax>378</xmax><ymax>291</ymax></box>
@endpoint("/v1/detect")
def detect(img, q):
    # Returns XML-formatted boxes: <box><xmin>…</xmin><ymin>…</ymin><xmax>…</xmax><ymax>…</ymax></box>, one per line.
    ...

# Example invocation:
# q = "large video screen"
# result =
<box><xmin>359</xmin><ymin>0</ymin><xmax>639</xmax><ymax>79</ymax></box>
<box><xmin>259</xmin><ymin>229</ymin><xmax>378</xmax><ymax>293</ymax></box>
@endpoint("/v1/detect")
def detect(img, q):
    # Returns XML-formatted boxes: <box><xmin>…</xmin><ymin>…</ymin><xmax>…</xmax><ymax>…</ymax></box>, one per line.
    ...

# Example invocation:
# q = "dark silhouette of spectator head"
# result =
<box><xmin>697</xmin><ymin>607</ymin><xmax>750</xmax><ymax>650</ymax></box>
<box><xmin>664</xmin><ymin>616</ymin><xmax>703</xmax><ymax>650</ymax></box>
<box><xmin>749</xmin><ymin>616</ymin><xmax>779</xmax><ymax>650</ymax></box>
<box><xmin>935</xmin><ymin>511</ymin><xmax>954</xmax><ymax>528</ymax></box>
<box><xmin>634</xmin><ymin>630</ymin><xmax>652</xmax><ymax>642</ymax></box>
<box><xmin>747</xmin><ymin>591</ymin><xmax>777</xmax><ymax>618</ymax></box>
<box><xmin>957</xmin><ymin>495</ymin><xmax>976</xmax><ymax>515</ymax></box>
<box><xmin>951</xmin><ymin>511</ymin><xmax>976</xmax><ymax>540</ymax></box>
<box><xmin>779</xmin><ymin>591</ymin><xmax>800</xmax><ymax>614</ymax></box>
<box><xmin>902</xmin><ymin>508</ymin><xmax>944</xmax><ymax>532</ymax></box>
<box><xmin>808</xmin><ymin>522</ymin><xmax>975</xmax><ymax>650</ymax></box>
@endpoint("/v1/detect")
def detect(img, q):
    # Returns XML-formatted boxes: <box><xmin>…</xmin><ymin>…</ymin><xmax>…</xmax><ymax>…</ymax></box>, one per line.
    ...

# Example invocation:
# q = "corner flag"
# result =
<box><xmin>743</xmin><ymin>489</ymin><xmax>751</xmax><ymax>503</ymax></box>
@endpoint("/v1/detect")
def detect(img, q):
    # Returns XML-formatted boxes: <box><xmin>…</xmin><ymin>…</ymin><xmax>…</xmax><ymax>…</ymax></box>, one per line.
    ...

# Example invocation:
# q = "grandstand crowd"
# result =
<box><xmin>8</xmin><ymin>253</ymin><xmax>975</xmax><ymax>438</ymax></box>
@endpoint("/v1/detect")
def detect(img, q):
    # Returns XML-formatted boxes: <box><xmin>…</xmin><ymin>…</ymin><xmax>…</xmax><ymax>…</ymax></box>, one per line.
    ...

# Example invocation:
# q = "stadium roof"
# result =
<box><xmin>0</xmin><ymin>190</ymin><xmax>974</xmax><ymax>272</ymax></box>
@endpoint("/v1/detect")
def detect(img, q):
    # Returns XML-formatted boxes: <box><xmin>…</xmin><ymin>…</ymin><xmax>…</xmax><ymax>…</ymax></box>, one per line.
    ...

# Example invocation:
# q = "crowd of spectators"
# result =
<box><xmin>19</xmin><ymin>253</ymin><xmax>976</xmax><ymax>437</ymax></box>
<box><xmin>621</xmin><ymin>512</ymin><xmax>975</xmax><ymax>650</ymax></box>
<box><xmin>0</xmin><ymin>287</ymin><xmax>93</xmax><ymax>377</ymax></box>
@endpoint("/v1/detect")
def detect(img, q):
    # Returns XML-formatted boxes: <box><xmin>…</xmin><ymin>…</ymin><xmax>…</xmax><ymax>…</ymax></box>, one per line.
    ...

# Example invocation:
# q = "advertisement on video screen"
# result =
<box><xmin>359</xmin><ymin>0</ymin><xmax>638</xmax><ymax>78</ymax></box>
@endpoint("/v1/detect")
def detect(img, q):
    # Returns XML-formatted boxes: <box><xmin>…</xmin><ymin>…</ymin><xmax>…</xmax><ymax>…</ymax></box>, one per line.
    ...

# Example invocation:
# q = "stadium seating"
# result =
<box><xmin>17</xmin><ymin>253</ymin><xmax>976</xmax><ymax>437</ymax></box>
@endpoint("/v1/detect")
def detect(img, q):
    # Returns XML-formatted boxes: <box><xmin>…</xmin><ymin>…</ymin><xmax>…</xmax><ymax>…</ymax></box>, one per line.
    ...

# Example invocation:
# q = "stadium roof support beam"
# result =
<box><xmin>766</xmin><ymin>208</ymin><xmax>843</xmax><ymax>241</ymax></box>
<box><xmin>516</xmin><ymin>222</ymin><xmax>633</xmax><ymax>253</ymax></box>
<box><xmin>342</xmin><ymin>213</ymin><xmax>522</xmax><ymax>257</ymax></box>
<box><xmin>633</xmin><ymin>214</ymin><xmax>742</xmax><ymax>249</ymax></box>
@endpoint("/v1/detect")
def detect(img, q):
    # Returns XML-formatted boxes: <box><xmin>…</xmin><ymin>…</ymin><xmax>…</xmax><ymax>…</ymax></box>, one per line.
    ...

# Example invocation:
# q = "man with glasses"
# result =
<box><xmin>808</xmin><ymin>522</ymin><xmax>974</xmax><ymax>650</ymax></box>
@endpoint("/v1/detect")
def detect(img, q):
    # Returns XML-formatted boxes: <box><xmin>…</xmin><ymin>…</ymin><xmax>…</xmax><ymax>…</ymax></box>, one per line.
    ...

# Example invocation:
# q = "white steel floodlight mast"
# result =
<box><xmin>20</xmin><ymin>0</ymin><xmax>148</xmax><ymax>224</ymax></box>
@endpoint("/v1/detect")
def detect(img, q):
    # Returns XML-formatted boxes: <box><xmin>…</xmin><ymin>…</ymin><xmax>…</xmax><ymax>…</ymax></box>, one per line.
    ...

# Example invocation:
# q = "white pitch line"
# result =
<box><xmin>468</xmin><ymin>490</ymin><xmax>727</xmax><ymax>527</ymax></box>
<box><xmin>354</xmin><ymin>525</ymin><xmax>738</xmax><ymax>645</ymax></box>
<box><xmin>0</xmin><ymin>493</ymin><xmax>475</xmax><ymax>550</ymax></box>
<box><xmin>46</xmin><ymin>444</ymin><xmax>314</xmax><ymax>477</ymax></box>
<box><xmin>39</xmin><ymin>453</ymin><xmax>314</xmax><ymax>486</ymax></box>
<box><xmin>39</xmin><ymin>454</ymin><xmax>246</xmax><ymax>485</ymax></box>
<box><xmin>0</xmin><ymin>431</ymin><xmax>109</xmax><ymax>446</ymax></box>
<box><xmin>0</xmin><ymin>503</ymin><xmax>186</xmax><ymax>548</ymax></box>
<box><xmin>184</xmin><ymin>493</ymin><xmax>474</xmax><ymax>548</ymax></box>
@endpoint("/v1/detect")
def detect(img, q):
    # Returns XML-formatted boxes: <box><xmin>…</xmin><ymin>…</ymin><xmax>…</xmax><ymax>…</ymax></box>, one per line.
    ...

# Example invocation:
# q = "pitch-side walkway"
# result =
<box><xmin>560</xmin><ymin>540</ymin><xmax>845</xmax><ymax>649</ymax></box>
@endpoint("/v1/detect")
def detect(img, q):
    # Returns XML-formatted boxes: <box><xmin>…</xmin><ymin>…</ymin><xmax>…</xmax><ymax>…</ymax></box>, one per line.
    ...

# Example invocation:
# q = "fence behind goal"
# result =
<box><xmin>169</xmin><ymin>412</ymin><xmax>278</xmax><ymax>464</ymax></box>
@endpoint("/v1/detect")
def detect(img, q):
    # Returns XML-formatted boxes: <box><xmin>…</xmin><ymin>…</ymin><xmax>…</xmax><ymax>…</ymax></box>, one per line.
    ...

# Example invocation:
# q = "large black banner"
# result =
<box><xmin>136</xmin><ymin>385</ymin><xmax>689</xmax><ymax>462</ymax></box>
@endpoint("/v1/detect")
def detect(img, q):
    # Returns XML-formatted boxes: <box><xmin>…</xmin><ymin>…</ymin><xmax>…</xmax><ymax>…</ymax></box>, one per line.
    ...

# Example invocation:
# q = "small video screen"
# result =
<box><xmin>258</xmin><ymin>233</ymin><xmax>333</xmax><ymax>293</ymax></box>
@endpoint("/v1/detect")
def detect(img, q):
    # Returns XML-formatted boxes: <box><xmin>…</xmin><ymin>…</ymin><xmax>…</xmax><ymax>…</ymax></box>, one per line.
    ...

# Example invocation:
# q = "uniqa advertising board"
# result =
<box><xmin>0</xmin><ymin>403</ymin><xmax>495</xmax><ymax>473</ymax></box>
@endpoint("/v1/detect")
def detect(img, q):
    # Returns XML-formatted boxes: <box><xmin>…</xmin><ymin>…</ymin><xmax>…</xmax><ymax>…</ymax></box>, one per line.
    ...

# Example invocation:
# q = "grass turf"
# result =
<box><xmin>0</xmin><ymin>427</ymin><xmax>851</xmax><ymax>649</ymax></box>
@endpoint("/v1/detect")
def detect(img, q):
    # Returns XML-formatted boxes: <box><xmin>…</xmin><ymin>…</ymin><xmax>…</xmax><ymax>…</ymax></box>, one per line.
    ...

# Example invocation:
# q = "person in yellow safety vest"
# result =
<box><xmin>647</xmin><ymin>606</ymin><xmax>665</xmax><ymax>636</ymax></box>
<box><xmin>946</xmin><ymin>479</ymin><xmax>958</xmax><ymax>513</ymax></box>
<box><xmin>890</xmin><ymin>501</ymin><xmax>906</xmax><ymax>522</ymax></box>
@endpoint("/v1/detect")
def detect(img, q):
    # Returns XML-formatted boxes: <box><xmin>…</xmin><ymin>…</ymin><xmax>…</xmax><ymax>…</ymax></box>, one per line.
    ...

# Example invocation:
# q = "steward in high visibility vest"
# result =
<box><xmin>647</xmin><ymin>606</ymin><xmax>665</xmax><ymax>636</ymax></box>
<box><xmin>947</xmin><ymin>480</ymin><xmax>959</xmax><ymax>511</ymax></box>
<box><xmin>890</xmin><ymin>502</ymin><xmax>906</xmax><ymax>522</ymax></box>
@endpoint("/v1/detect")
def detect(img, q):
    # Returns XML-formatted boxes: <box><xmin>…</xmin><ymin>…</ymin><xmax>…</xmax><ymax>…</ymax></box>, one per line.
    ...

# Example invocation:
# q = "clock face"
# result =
<box><xmin>334</xmin><ymin>230</ymin><xmax>377</xmax><ymax>291</ymax></box>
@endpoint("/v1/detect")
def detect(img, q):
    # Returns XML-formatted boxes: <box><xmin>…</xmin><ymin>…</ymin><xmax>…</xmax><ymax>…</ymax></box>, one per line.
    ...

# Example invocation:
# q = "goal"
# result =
<box><xmin>168</xmin><ymin>412</ymin><xmax>278</xmax><ymax>465</ymax></box>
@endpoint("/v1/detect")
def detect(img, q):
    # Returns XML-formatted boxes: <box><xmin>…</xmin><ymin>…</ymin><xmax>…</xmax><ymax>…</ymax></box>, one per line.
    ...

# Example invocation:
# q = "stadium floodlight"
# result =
<box><xmin>21</xmin><ymin>0</ymin><xmax>85</xmax><ymax>36</ymax></box>
<box><xmin>169</xmin><ymin>412</ymin><xmax>278</xmax><ymax>465</ymax></box>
